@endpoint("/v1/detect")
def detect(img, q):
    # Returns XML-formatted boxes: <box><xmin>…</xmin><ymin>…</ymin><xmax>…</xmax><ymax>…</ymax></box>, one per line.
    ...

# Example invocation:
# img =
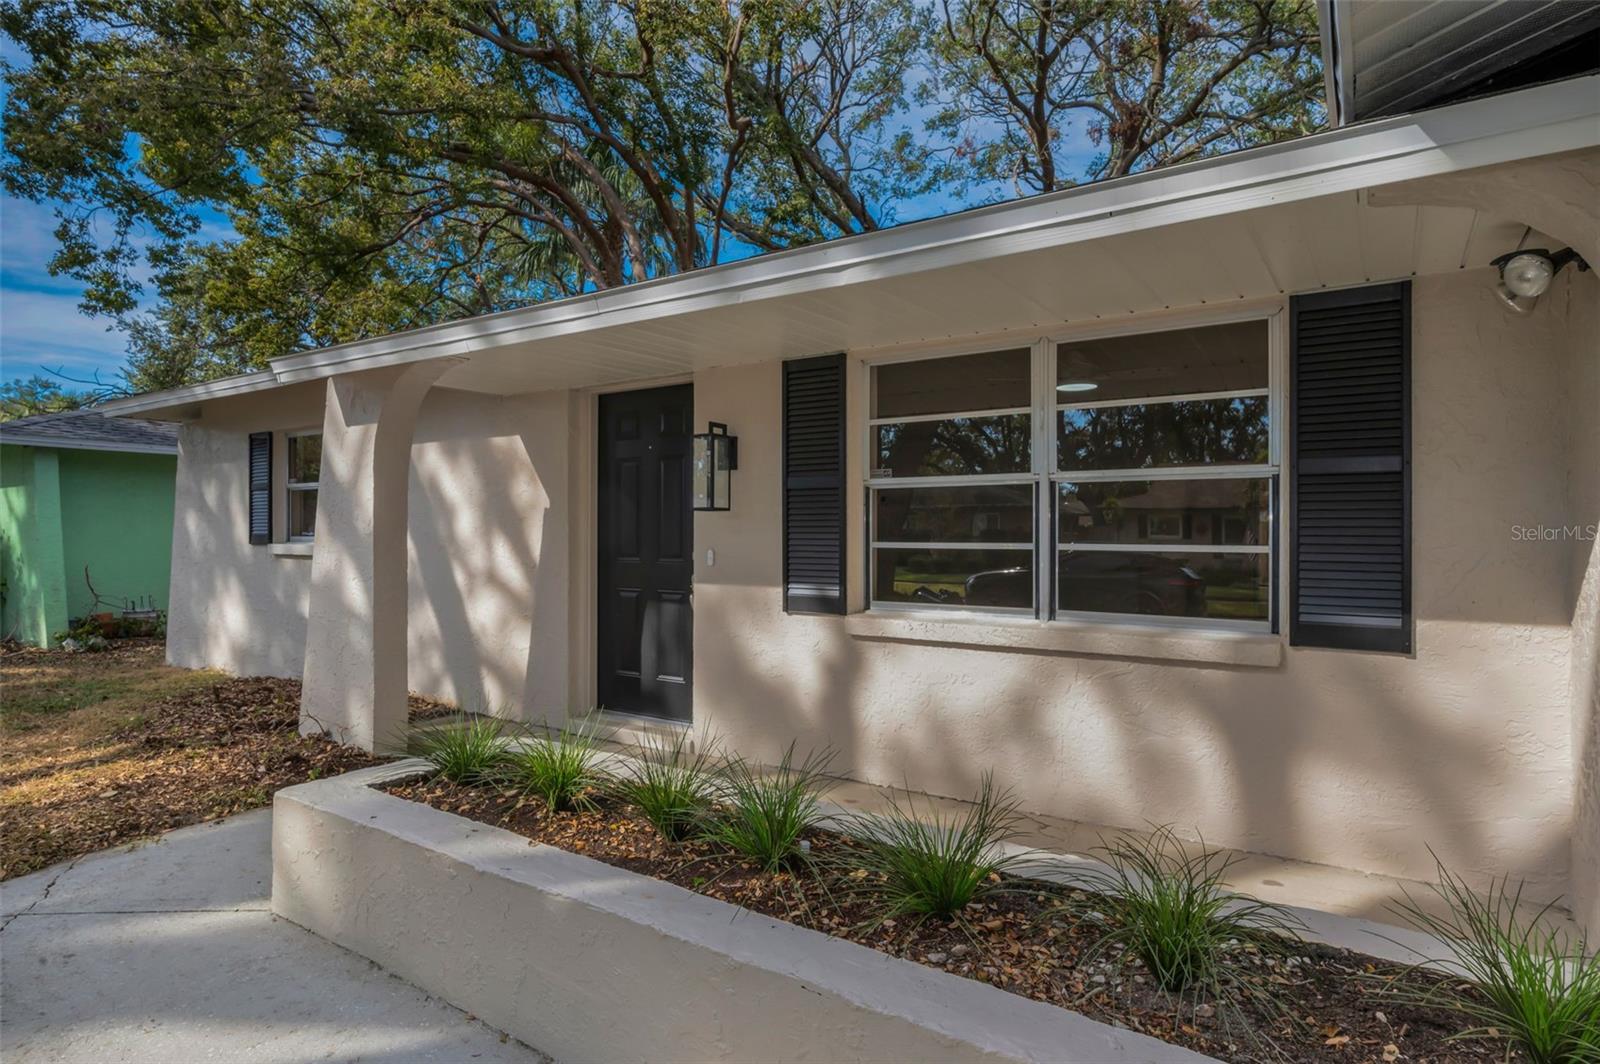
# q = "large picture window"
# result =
<box><xmin>868</xmin><ymin>319</ymin><xmax>1276</xmax><ymax>629</ymax></box>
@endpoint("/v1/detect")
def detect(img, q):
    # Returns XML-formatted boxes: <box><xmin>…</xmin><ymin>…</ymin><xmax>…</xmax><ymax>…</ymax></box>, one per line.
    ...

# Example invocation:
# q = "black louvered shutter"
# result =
<box><xmin>783</xmin><ymin>354</ymin><xmax>846</xmax><ymax>614</ymax></box>
<box><xmin>1290</xmin><ymin>282</ymin><xmax>1411</xmax><ymax>653</ymax></box>
<box><xmin>248</xmin><ymin>431</ymin><xmax>272</xmax><ymax>545</ymax></box>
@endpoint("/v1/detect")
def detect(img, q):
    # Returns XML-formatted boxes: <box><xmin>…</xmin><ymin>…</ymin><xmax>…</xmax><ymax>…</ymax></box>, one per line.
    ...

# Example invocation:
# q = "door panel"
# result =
<box><xmin>598</xmin><ymin>385</ymin><xmax>693</xmax><ymax>721</ymax></box>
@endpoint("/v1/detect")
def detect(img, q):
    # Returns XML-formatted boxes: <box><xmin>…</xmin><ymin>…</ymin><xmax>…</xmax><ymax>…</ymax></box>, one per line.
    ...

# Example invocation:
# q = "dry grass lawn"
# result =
<box><xmin>1</xmin><ymin>639</ymin><xmax>384</xmax><ymax>879</ymax></box>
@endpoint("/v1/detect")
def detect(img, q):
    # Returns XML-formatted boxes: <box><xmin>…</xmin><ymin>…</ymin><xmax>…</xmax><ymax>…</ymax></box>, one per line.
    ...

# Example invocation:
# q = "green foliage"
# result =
<box><xmin>52</xmin><ymin>616</ymin><xmax>108</xmax><ymax>650</ymax></box>
<box><xmin>925</xmin><ymin>0</ymin><xmax>1323</xmax><ymax>193</ymax></box>
<box><xmin>1070</xmin><ymin>826</ymin><xmax>1301</xmax><ymax>997</ymax></box>
<box><xmin>409</xmin><ymin>714</ymin><xmax>509</xmax><ymax>785</ymax></box>
<box><xmin>2</xmin><ymin>0</ymin><xmax>931</xmax><ymax>387</ymax></box>
<box><xmin>0</xmin><ymin>376</ymin><xmax>85</xmax><ymax>421</ymax></box>
<box><xmin>1387</xmin><ymin>859</ymin><xmax>1600</xmax><ymax>1064</ymax></box>
<box><xmin>2</xmin><ymin>0</ymin><xmax>1325</xmax><ymax>392</ymax></box>
<box><xmin>499</xmin><ymin>716</ymin><xmax>609</xmax><ymax>813</ymax></box>
<box><xmin>841</xmin><ymin>771</ymin><xmax>1027</xmax><ymax>920</ymax></box>
<box><xmin>613</xmin><ymin>730</ymin><xmax>722</xmax><ymax>841</ymax></box>
<box><xmin>702</xmin><ymin>743</ymin><xmax>835</xmax><ymax>872</ymax></box>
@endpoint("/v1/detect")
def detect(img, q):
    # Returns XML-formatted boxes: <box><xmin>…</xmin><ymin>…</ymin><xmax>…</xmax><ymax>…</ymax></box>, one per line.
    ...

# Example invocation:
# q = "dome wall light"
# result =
<box><xmin>1490</xmin><ymin>247</ymin><xmax>1589</xmax><ymax>314</ymax></box>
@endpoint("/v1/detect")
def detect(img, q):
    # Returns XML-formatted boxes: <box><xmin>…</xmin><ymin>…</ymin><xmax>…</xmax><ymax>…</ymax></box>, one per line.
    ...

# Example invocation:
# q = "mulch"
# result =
<box><xmin>384</xmin><ymin>777</ymin><xmax>1502</xmax><ymax>1064</ymax></box>
<box><xmin>1</xmin><ymin>651</ymin><xmax>389</xmax><ymax>879</ymax></box>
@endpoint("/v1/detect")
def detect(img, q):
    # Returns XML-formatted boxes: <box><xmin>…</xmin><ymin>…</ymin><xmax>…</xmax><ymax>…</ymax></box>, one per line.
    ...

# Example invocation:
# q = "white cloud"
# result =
<box><xmin>0</xmin><ymin>287</ymin><xmax>131</xmax><ymax>382</ymax></box>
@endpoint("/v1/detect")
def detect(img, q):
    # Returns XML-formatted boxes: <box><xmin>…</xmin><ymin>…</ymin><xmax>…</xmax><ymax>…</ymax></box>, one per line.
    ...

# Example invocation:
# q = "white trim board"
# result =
<box><xmin>100</xmin><ymin>76</ymin><xmax>1599</xmax><ymax>419</ymax></box>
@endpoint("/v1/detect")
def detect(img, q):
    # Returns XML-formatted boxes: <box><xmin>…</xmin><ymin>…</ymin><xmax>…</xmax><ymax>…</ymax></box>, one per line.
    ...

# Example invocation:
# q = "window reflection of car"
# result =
<box><xmin>1058</xmin><ymin>553</ymin><xmax>1206</xmax><ymax>616</ymax></box>
<box><xmin>961</xmin><ymin>566</ymin><xmax>1031</xmax><ymax>607</ymax></box>
<box><xmin>956</xmin><ymin>555</ymin><xmax>1208</xmax><ymax>614</ymax></box>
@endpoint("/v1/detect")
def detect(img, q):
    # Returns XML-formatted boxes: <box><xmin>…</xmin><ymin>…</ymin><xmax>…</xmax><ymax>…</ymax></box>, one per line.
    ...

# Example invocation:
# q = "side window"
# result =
<box><xmin>286</xmin><ymin>432</ymin><xmax>322</xmax><ymax>541</ymax></box>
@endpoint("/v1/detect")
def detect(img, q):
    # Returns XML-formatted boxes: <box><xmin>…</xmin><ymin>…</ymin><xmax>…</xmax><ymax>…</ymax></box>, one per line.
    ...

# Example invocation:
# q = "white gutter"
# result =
<box><xmin>0</xmin><ymin>435</ymin><xmax>177</xmax><ymax>455</ymax></box>
<box><xmin>102</xmin><ymin>75</ymin><xmax>1600</xmax><ymax>418</ymax></box>
<box><xmin>1317</xmin><ymin>0</ymin><xmax>1354</xmax><ymax>127</ymax></box>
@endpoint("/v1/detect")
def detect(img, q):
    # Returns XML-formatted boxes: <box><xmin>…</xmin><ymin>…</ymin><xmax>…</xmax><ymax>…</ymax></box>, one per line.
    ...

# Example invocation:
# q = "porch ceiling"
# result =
<box><xmin>101</xmin><ymin>75</ymin><xmax>1597</xmax><ymax>418</ymax></box>
<box><xmin>426</xmin><ymin>197</ymin><xmax>1547</xmax><ymax>395</ymax></box>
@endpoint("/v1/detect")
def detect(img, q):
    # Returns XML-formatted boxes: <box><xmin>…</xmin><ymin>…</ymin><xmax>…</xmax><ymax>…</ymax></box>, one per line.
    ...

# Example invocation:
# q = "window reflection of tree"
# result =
<box><xmin>877</xmin><ymin>414</ymin><xmax>1031</xmax><ymax>477</ymax></box>
<box><xmin>1059</xmin><ymin>397</ymin><xmax>1268</xmax><ymax>471</ymax></box>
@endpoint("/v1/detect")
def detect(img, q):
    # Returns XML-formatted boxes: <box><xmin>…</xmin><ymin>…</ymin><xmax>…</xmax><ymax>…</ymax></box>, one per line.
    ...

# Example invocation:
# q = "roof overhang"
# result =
<box><xmin>1321</xmin><ymin>0</ymin><xmax>1600</xmax><ymax>126</ymax></box>
<box><xmin>103</xmin><ymin>75</ymin><xmax>1600</xmax><ymax>420</ymax></box>
<box><xmin>0</xmin><ymin>434</ymin><xmax>177</xmax><ymax>455</ymax></box>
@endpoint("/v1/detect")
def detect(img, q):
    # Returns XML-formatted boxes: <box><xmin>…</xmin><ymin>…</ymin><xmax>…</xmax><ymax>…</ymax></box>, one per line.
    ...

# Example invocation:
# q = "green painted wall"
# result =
<box><xmin>0</xmin><ymin>444</ymin><xmax>175</xmax><ymax>646</ymax></box>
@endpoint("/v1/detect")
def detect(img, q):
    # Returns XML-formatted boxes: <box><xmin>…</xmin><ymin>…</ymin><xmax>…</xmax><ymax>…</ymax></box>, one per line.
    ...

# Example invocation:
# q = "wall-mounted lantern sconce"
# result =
<box><xmin>692</xmin><ymin>421</ymin><xmax>738</xmax><ymax>511</ymax></box>
<box><xmin>1491</xmin><ymin>245</ymin><xmax>1588</xmax><ymax>314</ymax></box>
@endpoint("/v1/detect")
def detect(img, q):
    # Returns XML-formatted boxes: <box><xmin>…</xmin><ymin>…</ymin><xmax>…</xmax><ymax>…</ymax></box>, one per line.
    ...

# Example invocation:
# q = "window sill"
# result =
<box><xmin>844</xmin><ymin>611</ymin><xmax>1283</xmax><ymax>668</ymax></box>
<box><xmin>270</xmin><ymin>542</ymin><xmax>314</xmax><ymax>558</ymax></box>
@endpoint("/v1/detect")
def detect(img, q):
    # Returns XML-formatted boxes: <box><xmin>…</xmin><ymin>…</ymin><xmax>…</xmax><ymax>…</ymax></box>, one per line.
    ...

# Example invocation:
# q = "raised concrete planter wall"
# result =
<box><xmin>273</xmin><ymin>765</ymin><xmax>1212</xmax><ymax>1064</ymax></box>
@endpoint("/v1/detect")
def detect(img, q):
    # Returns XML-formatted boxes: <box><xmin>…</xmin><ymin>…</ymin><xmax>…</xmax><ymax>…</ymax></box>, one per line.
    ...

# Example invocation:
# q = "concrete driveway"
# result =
<box><xmin>0</xmin><ymin>809</ymin><xmax>550</xmax><ymax>1064</ymax></box>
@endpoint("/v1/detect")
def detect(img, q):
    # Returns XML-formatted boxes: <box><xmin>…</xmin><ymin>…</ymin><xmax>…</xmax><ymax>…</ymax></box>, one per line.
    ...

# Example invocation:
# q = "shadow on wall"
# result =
<box><xmin>405</xmin><ymin>388</ymin><xmax>568</xmax><ymax>723</ymax></box>
<box><xmin>170</xmin><ymin>427</ymin><xmax>311</xmax><ymax>677</ymax></box>
<box><xmin>693</xmin><ymin>585</ymin><xmax>1573</xmax><ymax>912</ymax></box>
<box><xmin>681</xmin><ymin>271</ymin><xmax>1583</xmax><ymax>907</ymax></box>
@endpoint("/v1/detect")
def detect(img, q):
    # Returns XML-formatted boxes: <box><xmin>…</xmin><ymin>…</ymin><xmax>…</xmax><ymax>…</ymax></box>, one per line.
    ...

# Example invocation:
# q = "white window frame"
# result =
<box><xmin>866</xmin><ymin>340</ymin><xmax>1043</xmax><ymax>616</ymax></box>
<box><xmin>862</xmin><ymin>306</ymin><xmax>1282</xmax><ymax>633</ymax></box>
<box><xmin>285</xmin><ymin>429</ymin><xmax>321</xmax><ymax>543</ymax></box>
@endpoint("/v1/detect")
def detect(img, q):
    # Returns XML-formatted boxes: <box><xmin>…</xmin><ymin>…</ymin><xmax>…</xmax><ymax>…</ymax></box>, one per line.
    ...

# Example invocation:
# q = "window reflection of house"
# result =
<box><xmin>1061</xmin><ymin>478</ymin><xmax>1269</xmax><ymax>548</ymax></box>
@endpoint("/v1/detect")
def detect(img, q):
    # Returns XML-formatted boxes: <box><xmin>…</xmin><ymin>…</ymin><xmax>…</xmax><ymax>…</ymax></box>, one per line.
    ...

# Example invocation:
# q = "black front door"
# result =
<box><xmin>597</xmin><ymin>385</ymin><xmax>693</xmax><ymax>721</ymax></box>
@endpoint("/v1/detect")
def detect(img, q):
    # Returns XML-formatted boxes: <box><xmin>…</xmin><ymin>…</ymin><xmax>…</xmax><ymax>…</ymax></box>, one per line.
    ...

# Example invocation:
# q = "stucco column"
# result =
<box><xmin>300</xmin><ymin>362</ymin><xmax>458</xmax><ymax>751</ymax></box>
<box><xmin>31</xmin><ymin>449</ymin><xmax>69</xmax><ymax>647</ymax></box>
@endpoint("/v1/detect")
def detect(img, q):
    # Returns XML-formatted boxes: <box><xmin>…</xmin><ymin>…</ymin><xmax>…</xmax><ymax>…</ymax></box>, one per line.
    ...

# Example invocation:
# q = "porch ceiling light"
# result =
<box><xmin>1490</xmin><ymin>247</ymin><xmax>1588</xmax><ymax>313</ymax></box>
<box><xmin>1056</xmin><ymin>381</ymin><xmax>1099</xmax><ymax>394</ymax></box>
<box><xmin>692</xmin><ymin>421</ymin><xmax>738</xmax><ymax>511</ymax></box>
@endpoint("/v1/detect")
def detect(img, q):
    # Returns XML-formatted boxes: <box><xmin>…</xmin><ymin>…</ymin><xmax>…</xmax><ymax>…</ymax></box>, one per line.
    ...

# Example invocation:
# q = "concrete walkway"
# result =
<box><xmin>0</xmin><ymin>810</ymin><xmax>550</xmax><ymax>1064</ymax></box>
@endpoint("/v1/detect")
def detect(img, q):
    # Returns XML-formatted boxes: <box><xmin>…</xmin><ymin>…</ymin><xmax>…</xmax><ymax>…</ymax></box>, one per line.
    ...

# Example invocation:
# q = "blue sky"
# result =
<box><xmin>0</xmin><ymin>176</ymin><xmax>1009</xmax><ymax>396</ymax></box>
<box><xmin>0</xmin><ymin>48</ymin><xmax>1091</xmax><ymax>395</ymax></box>
<box><xmin>1</xmin><ymin>194</ymin><xmax>148</xmax><ymax>387</ymax></box>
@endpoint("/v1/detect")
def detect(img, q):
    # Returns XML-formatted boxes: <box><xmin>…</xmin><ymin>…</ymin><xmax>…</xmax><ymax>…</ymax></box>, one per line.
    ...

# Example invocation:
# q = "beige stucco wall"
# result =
<box><xmin>165</xmin><ymin>265</ymin><xmax>1592</xmax><ymax>909</ymax></box>
<box><xmin>1561</xmin><ymin>267</ymin><xmax>1600</xmax><ymax>930</ymax></box>
<box><xmin>405</xmin><ymin>387</ymin><xmax>573</xmax><ymax>717</ymax></box>
<box><xmin>168</xmin><ymin>384</ymin><xmax>573</xmax><ymax>716</ymax></box>
<box><xmin>168</xmin><ymin>383</ymin><xmax>325</xmax><ymax>678</ymax></box>
<box><xmin>693</xmin><ymin>267</ymin><xmax>1585</xmax><ymax>900</ymax></box>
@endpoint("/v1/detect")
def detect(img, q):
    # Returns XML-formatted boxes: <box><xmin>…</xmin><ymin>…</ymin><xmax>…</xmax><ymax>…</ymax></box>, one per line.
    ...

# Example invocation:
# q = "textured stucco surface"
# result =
<box><xmin>1561</xmin><ymin>268</ymin><xmax>1600</xmax><ymax>931</ymax></box>
<box><xmin>0</xmin><ymin>444</ymin><xmax>61</xmax><ymax>646</ymax></box>
<box><xmin>692</xmin><ymin>268</ymin><xmax>1583</xmax><ymax>901</ymax></box>
<box><xmin>167</xmin><ymin>382</ymin><xmax>326</xmax><ymax>677</ymax></box>
<box><xmin>167</xmin><ymin>267</ymin><xmax>1593</xmax><ymax>913</ymax></box>
<box><xmin>167</xmin><ymin>381</ymin><xmax>572</xmax><ymax>722</ymax></box>
<box><xmin>273</xmin><ymin>766</ymin><xmax>1211</xmax><ymax>1064</ymax></box>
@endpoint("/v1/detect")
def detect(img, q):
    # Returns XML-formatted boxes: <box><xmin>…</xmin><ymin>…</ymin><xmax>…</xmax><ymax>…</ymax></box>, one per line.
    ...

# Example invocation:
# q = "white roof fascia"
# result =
<box><xmin>265</xmin><ymin>75</ymin><xmax>1598</xmax><ymax>384</ymax></box>
<box><xmin>103</xmin><ymin>75</ymin><xmax>1599</xmax><ymax>415</ymax></box>
<box><xmin>0</xmin><ymin>436</ymin><xmax>178</xmax><ymax>455</ymax></box>
<box><xmin>99</xmin><ymin>369</ymin><xmax>279</xmax><ymax>417</ymax></box>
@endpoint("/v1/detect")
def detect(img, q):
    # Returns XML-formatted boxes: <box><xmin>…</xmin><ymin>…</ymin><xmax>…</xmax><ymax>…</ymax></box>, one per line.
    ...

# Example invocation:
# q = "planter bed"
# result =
<box><xmin>276</xmin><ymin>761</ymin><xmax>1486</xmax><ymax>1063</ymax></box>
<box><xmin>381</xmin><ymin>775</ymin><xmax>1481</xmax><ymax>1063</ymax></box>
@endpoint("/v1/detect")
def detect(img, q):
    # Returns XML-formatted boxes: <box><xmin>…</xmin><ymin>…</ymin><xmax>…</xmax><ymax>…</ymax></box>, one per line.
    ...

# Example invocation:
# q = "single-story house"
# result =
<box><xmin>0</xmin><ymin>410</ymin><xmax>179</xmax><ymax>646</ymax></box>
<box><xmin>104</xmin><ymin>46</ymin><xmax>1600</xmax><ymax>934</ymax></box>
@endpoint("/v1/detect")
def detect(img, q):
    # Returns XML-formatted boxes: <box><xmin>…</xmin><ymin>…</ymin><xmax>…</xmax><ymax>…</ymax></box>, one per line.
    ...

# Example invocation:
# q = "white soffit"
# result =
<box><xmin>102</xmin><ymin>76</ymin><xmax>1599</xmax><ymax>413</ymax></box>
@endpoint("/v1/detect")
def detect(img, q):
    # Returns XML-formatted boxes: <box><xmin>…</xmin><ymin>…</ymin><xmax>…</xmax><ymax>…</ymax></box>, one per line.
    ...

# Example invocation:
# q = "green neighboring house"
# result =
<box><xmin>0</xmin><ymin>410</ymin><xmax>178</xmax><ymax>647</ymax></box>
